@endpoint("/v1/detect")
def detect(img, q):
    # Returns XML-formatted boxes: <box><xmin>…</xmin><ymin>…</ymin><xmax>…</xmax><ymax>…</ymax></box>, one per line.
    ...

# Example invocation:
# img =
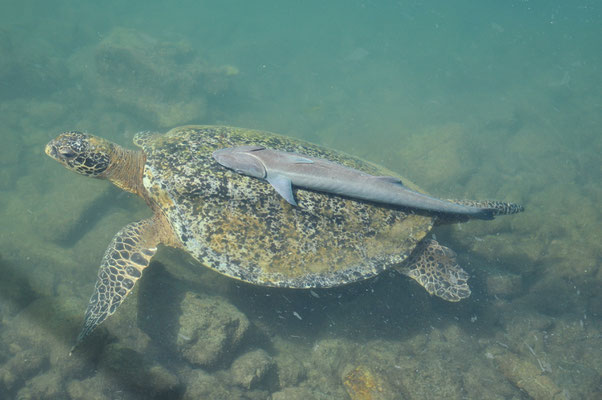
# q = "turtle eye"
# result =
<box><xmin>59</xmin><ymin>147</ymin><xmax>77</xmax><ymax>159</ymax></box>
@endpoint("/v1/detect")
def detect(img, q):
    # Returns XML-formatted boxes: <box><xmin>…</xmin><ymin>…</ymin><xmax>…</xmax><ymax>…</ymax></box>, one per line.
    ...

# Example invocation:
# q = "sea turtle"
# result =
<box><xmin>45</xmin><ymin>125</ymin><xmax>523</xmax><ymax>348</ymax></box>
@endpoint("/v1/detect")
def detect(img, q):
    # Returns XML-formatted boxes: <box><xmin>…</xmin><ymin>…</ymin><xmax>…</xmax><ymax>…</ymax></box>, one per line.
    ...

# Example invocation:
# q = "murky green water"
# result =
<box><xmin>1</xmin><ymin>1</ymin><xmax>600</xmax><ymax>399</ymax></box>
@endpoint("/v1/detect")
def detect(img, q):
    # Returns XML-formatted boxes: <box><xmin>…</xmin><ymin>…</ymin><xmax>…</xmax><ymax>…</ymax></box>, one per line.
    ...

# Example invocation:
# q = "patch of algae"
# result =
<box><xmin>342</xmin><ymin>365</ymin><xmax>394</xmax><ymax>400</ymax></box>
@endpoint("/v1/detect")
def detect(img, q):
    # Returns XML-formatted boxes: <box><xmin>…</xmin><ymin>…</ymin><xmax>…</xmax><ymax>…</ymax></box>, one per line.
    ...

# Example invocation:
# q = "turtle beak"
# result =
<box><xmin>45</xmin><ymin>141</ymin><xmax>57</xmax><ymax>158</ymax></box>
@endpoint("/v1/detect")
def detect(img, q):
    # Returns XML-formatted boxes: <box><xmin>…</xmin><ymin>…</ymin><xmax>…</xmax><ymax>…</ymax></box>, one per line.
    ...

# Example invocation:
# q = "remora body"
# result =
<box><xmin>213</xmin><ymin>145</ymin><xmax>496</xmax><ymax>219</ymax></box>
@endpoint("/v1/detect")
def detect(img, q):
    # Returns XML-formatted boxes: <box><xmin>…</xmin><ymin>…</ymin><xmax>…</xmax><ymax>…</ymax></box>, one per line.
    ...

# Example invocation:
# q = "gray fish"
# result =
<box><xmin>213</xmin><ymin>145</ymin><xmax>496</xmax><ymax>220</ymax></box>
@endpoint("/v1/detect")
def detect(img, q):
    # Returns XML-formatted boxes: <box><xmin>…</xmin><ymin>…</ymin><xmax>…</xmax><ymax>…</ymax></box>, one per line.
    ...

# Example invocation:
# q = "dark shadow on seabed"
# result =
<box><xmin>53</xmin><ymin>186</ymin><xmax>142</xmax><ymax>248</ymax></box>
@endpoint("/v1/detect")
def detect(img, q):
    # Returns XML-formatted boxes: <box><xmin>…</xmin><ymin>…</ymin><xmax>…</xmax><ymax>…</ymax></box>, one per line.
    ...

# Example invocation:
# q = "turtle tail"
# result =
<box><xmin>449</xmin><ymin>199</ymin><xmax>524</xmax><ymax>218</ymax></box>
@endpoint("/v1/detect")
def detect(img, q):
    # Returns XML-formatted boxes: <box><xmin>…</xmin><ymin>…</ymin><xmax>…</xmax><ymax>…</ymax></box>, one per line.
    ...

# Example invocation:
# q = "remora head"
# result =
<box><xmin>212</xmin><ymin>145</ymin><xmax>267</xmax><ymax>178</ymax></box>
<box><xmin>45</xmin><ymin>131</ymin><xmax>114</xmax><ymax>177</ymax></box>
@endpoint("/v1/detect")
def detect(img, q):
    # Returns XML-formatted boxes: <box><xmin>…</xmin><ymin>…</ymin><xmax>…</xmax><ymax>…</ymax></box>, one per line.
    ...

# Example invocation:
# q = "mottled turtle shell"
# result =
<box><xmin>135</xmin><ymin>125</ymin><xmax>434</xmax><ymax>288</ymax></box>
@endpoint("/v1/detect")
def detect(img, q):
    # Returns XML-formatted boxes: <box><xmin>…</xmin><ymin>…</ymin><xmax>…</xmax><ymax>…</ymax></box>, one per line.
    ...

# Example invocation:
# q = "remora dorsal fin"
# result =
<box><xmin>267</xmin><ymin>175</ymin><xmax>297</xmax><ymax>206</ymax></box>
<box><xmin>238</xmin><ymin>145</ymin><xmax>265</xmax><ymax>152</ymax></box>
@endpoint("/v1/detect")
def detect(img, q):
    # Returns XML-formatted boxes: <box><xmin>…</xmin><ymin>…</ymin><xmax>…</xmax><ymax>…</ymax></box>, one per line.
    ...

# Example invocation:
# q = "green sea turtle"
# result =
<box><xmin>45</xmin><ymin>125</ymin><xmax>523</xmax><ymax>348</ymax></box>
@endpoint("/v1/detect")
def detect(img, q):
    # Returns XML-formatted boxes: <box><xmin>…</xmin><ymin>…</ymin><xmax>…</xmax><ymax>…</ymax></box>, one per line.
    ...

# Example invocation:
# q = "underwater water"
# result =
<box><xmin>0</xmin><ymin>0</ymin><xmax>600</xmax><ymax>398</ymax></box>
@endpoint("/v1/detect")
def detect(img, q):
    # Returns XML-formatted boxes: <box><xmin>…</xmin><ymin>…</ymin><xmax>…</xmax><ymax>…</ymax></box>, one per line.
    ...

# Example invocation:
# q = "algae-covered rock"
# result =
<box><xmin>271</xmin><ymin>386</ymin><xmax>318</xmax><ymax>400</ymax></box>
<box><xmin>273</xmin><ymin>352</ymin><xmax>306</xmax><ymax>389</ymax></box>
<box><xmin>181</xmin><ymin>369</ymin><xmax>231</xmax><ymax>400</ymax></box>
<box><xmin>66</xmin><ymin>376</ymin><xmax>111</xmax><ymax>400</ymax></box>
<box><xmin>309</xmin><ymin>338</ymin><xmax>355</xmax><ymax>378</ymax></box>
<box><xmin>230</xmin><ymin>349</ymin><xmax>274</xmax><ymax>389</ymax></box>
<box><xmin>0</xmin><ymin>348</ymin><xmax>47</xmax><ymax>392</ymax></box>
<box><xmin>15</xmin><ymin>369</ymin><xmax>63</xmax><ymax>400</ymax></box>
<box><xmin>342</xmin><ymin>365</ymin><xmax>398</xmax><ymax>400</ymax></box>
<box><xmin>98</xmin><ymin>281</ymin><xmax>152</xmax><ymax>354</ymax></box>
<box><xmin>491</xmin><ymin>348</ymin><xmax>564</xmax><ymax>400</ymax></box>
<box><xmin>94</xmin><ymin>27</ymin><xmax>238</xmax><ymax>127</ymax></box>
<box><xmin>98</xmin><ymin>343</ymin><xmax>179</xmax><ymax>396</ymax></box>
<box><xmin>462</xmin><ymin>362</ymin><xmax>519</xmax><ymax>399</ymax></box>
<box><xmin>176</xmin><ymin>292</ymin><xmax>249</xmax><ymax>367</ymax></box>
<box><xmin>1</xmin><ymin>296</ymin><xmax>84</xmax><ymax>368</ymax></box>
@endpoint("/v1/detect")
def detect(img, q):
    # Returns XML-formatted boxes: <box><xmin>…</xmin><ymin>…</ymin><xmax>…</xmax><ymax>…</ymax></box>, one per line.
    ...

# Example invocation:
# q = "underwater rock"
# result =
<box><xmin>15</xmin><ymin>369</ymin><xmax>62</xmax><ymax>400</ymax></box>
<box><xmin>181</xmin><ymin>369</ymin><xmax>231</xmax><ymax>400</ymax></box>
<box><xmin>462</xmin><ymin>362</ymin><xmax>519</xmax><ymax>399</ymax></box>
<box><xmin>176</xmin><ymin>292</ymin><xmax>249</xmax><ymax>367</ymax></box>
<box><xmin>271</xmin><ymin>386</ymin><xmax>318</xmax><ymax>400</ymax></box>
<box><xmin>98</xmin><ymin>343</ymin><xmax>179</xmax><ymax>396</ymax></box>
<box><xmin>342</xmin><ymin>364</ymin><xmax>397</xmax><ymax>400</ymax></box>
<box><xmin>0</xmin><ymin>348</ymin><xmax>47</xmax><ymax>392</ymax></box>
<box><xmin>273</xmin><ymin>353</ymin><xmax>306</xmax><ymax>389</ymax></box>
<box><xmin>100</xmin><ymin>284</ymin><xmax>152</xmax><ymax>354</ymax></box>
<box><xmin>309</xmin><ymin>338</ymin><xmax>355</xmax><ymax>378</ymax></box>
<box><xmin>230</xmin><ymin>349</ymin><xmax>274</xmax><ymax>389</ymax></box>
<box><xmin>492</xmin><ymin>349</ymin><xmax>564</xmax><ymax>400</ymax></box>
<box><xmin>93</xmin><ymin>27</ymin><xmax>238</xmax><ymax>127</ymax></box>
<box><xmin>376</xmin><ymin>333</ymin><xmax>466</xmax><ymax>400</ymax></box>
<box><xmin>2</xmin><ymin>296</ymin><xmax>84</xmax><ymax>364</ymax></box>
<box><xmin>66</xmin><ymin>375</ymin><xmax>111</xmax><ymax>400</ymax></box>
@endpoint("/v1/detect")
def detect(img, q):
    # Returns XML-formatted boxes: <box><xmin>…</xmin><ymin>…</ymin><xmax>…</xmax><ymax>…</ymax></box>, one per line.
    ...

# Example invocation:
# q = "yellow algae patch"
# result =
<box><xmin>343</xmin><ymin>366</ymin><xmax>386</xmax><ymax>400</ymax></box>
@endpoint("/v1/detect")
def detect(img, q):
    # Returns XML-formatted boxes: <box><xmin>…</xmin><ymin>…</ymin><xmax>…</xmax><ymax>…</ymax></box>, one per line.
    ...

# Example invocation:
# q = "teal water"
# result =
<box><xmin>1</xmin><ymin>0</ymin><xmax>600</xmax><ymax>398</ymax></box>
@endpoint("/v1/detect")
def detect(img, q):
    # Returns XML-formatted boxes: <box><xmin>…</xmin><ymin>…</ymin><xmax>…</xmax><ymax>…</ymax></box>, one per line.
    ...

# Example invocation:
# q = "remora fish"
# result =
<box><xmin>213</xmin><ymin>145</ymin><xmax>496</xmax><ymax>220</ymax></box>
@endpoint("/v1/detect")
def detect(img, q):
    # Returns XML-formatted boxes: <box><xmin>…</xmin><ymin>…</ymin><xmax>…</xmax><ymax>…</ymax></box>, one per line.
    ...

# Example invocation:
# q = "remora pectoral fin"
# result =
<box><xmin>267</xmin><ymin>175</ymin><xmax>297</xmax><ymax>206</ymax></box>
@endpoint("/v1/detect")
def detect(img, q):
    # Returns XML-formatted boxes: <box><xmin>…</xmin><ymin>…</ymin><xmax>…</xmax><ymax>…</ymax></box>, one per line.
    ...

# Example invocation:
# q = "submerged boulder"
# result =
<box><xmin>94</xmin><ymin>27</ymin><xmax>238</xmax><ymax>127</ymax></box>
<box><xmin>230</xmin><ymin>349</ymin><xmax>274</xmax><ymax>389</ymax></box>
<box><xmin>176</xmin><ymin>292</ymin><xmax>249</xmax><ymax>368</ymax></box>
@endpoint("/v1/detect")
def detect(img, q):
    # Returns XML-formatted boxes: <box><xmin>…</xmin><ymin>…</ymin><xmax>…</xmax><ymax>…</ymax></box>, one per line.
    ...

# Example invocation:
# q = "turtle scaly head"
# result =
<box><xmin>46</xmin><ymin>131</ymin><xmax>115</xmax><ymax>178</ymax></box>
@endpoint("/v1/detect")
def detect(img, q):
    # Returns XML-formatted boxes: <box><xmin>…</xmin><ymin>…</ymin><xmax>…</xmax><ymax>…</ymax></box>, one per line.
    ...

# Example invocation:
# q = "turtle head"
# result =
<box><xmin>45</xmin><ymin>131</ymin><xmax>114</xmax><ymax>177</ymax></box>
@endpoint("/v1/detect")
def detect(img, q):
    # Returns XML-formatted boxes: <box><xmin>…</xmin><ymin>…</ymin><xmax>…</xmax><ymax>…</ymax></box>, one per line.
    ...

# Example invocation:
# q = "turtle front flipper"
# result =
<box><xmin>398</xmin><ymin>239</ymin><xmax>471</xmax><ymax>302</ymax></box>
<box><xmin>72</xmin><ymin>218</ymin><xmax>160</xmax><ymax>353</ymax></box>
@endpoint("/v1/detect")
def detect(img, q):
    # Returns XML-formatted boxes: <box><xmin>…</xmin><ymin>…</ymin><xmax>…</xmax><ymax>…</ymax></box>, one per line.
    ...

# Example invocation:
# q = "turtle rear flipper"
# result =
<box><xmin>399</xmin><ymin>239</ymin><xmax>471</xmax><ymax>302</ymax></box>
<box><xmin>71</xmin><ymin>218</ymin><xmax>159</xmax><ymax>353</ymax></box>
